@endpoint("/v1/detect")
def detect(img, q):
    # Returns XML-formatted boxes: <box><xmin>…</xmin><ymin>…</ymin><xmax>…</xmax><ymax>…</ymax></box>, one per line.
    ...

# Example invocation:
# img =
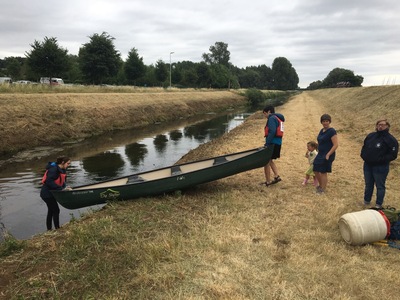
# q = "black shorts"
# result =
<box><xmin>271</xmin><ymin>144</ymin><xmax>281</xmax><ymax>159</ymax></box>
<box><xmin>313</xmin><ymin>160</ymin><xmax>333</xmax><ymax>173</ymax></box>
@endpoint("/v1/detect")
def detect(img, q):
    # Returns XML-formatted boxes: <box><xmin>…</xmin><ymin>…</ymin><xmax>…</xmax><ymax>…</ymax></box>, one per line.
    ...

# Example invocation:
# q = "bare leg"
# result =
<box><xmin>314</xmin><ymin>172</ymin><xmax>328</xmax><ymax>191</ymax></box>
<box><xmin>319</xmin><ymin>173</ymin><xmax>328</xmax><ymax>190</ymax></box>
<box><xmin>269</xmin><ymin>160</ymin><xmax>279</xmax><ymax>178</ymax></box>
<box><xmin>264</xmin><ymin>162</ymin><xmax>272</xmax><ymax>183</ymax></box>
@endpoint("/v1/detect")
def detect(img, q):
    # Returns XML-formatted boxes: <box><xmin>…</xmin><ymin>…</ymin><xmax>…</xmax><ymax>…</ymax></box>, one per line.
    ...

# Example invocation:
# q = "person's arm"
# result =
<box><xmin>326</xmin><ymin>134</ymin><xmax>338</xmax><ymax>160</ymax></box>
<box><xmin>383</xmin><ymin>135</ymin><xmax>399</xmax><ymax>162</ymax></box>
<box><xmin>265</xmin><ymin>117</ymin><xmax>278</xmax><ymax>145</ymax></box>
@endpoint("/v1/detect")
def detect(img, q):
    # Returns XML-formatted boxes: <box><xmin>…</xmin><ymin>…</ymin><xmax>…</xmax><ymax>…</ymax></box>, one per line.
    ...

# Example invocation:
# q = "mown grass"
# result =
<box><xmin>1</xmin><ymin>86</ymin><xmax>400</xmax><ymax>299</ymax></box>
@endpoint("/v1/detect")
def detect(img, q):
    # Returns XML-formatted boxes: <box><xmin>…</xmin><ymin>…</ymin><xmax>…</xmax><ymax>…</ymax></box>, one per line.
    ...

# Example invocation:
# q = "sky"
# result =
<box><xmin>1</xmin><ymin>0</ymin><xmax>399</xmax><ymax>88</ymax></box>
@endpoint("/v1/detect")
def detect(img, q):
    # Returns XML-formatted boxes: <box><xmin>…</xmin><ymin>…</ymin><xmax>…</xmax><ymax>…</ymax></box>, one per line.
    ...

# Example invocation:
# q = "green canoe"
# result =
<box><xmin>52</xmin><ymin>146</ymin><xmax>273</xmax><ymax>209</ymax></box>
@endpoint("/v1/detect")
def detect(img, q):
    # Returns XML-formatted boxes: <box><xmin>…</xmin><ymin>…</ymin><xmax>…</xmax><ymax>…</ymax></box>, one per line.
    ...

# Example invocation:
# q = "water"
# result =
<box><xmin>0</xmin><ymin>109</ymin><xmax>254</xmax><ymax>240</ymax></box>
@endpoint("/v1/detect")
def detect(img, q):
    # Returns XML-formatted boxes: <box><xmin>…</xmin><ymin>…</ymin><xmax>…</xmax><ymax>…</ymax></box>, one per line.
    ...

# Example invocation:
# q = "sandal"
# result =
<box><xmin>270</xmin><ymin>176</ymin><xmax>282</xmax><ymax>184</ymax></box>
<box><xmin>261</xmin><ymin>181</ymin><xmax>273</xmax><ymax>186</ymax></box>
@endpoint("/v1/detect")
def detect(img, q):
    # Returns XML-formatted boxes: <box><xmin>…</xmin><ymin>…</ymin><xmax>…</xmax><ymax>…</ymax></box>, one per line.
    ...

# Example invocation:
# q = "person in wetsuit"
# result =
<box><xmin>40</xmin><ymin>156</ymin><xmax>71</xmax><ymax>230</ymax></box>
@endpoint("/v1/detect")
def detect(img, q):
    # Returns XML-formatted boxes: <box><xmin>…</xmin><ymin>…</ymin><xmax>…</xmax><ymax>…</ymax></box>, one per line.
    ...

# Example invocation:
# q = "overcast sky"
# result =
<box><xmin>1</xmin><ymin>0</ymin><xmax>399</xmax><ymax>87</ymax></box>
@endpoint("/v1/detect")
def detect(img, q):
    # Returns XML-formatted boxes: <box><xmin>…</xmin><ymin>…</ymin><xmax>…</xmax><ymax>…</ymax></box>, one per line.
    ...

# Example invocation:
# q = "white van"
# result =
<box><xmin>40</xmin><ymin>77</ymin><xmax>64</xmax><ymax>85</ymax></box>
<box><xmin>0</xmin><ymin>77</ymin><xmax>12</xmax><ymax>84</ymax></box>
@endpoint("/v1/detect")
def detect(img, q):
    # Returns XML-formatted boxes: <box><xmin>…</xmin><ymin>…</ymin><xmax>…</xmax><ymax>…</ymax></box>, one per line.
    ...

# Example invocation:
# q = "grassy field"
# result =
<box><xmin>1</xmin><ymin>86</ymin><xmax>400</xmax><ymax>299</ymax></box>
<box><xmin>0</xmin><ymin>83</ymin><xmax>182</xmax><ymax>94</ymax></box>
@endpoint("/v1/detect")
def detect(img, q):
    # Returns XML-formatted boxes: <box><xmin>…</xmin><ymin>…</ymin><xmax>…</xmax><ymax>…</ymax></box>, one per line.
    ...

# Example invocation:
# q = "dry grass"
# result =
<box><xmin>1</xmin><ymin>86</ymin><xmax>400</xmax><ymax>299</ymax></box>
<box><xmin>0</xmin><ymin>84</ymin><xmax>202</xmax><ymax>94</ymax></box>
<box><xmin>0</xmin><ymin>90</ymin><xmax>246</xmax><ymax>155</ymax></box>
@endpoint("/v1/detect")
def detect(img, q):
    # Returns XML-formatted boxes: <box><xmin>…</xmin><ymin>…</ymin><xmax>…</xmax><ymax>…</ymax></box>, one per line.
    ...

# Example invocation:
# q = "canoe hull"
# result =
<box><xmin>52</xmin><ymin>146</ymin><xmax>273</xmax><ymax>209</ymax></box>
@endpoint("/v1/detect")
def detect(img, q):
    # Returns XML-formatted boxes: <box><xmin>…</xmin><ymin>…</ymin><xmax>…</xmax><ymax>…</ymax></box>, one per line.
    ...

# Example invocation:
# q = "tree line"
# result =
<box><xmin>307</xmin><ymin>68</ymin><xmax>364</xmax><ymax>89</ymax></box>
<box><xmin>0</xmin><ymin>32</ymin><xmax>363</xmax><ymax>90</ymax></box>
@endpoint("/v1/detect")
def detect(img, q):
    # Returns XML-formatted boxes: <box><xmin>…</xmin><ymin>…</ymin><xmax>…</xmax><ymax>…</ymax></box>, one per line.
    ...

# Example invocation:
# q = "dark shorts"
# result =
<box><xmin>271</xmin><ymin>144</ymin><xmax>281</xmax><ymax>159</ymax></box>
<box><xmin>313</xmin><ymin>160</ymin><xmax>333</xmax><ymax>173</ymax></box>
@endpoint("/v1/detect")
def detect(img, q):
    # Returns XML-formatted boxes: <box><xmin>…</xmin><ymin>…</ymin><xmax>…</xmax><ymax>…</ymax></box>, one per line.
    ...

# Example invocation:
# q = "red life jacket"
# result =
<box><xmin>41</xmin><ymin>169</ymin><xmax>66</xmax><ymax>186</ymax></box>
<box><xmin>264</xmin><ymin>116</ymin><xmax>284</xmax><ymax>138</ymax></box>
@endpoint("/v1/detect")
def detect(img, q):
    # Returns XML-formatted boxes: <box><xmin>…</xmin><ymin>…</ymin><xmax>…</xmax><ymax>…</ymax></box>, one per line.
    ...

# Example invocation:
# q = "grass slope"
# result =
<box><xmin>0</xmin><ymin>90</ymin><xmax>246</xmax><ymax>155</ymax></box>
<box><xmin>1</xmin><ymin>86</ymin><xmax>400</xmax><ymax>299</ymax></box>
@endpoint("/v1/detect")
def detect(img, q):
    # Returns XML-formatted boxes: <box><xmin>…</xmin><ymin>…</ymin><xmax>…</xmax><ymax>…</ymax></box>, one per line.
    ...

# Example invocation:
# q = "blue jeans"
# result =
<box><xmin>363</xmin><ymin>163</ymin><xmax>389</xmax><ymax>206</ymax></box>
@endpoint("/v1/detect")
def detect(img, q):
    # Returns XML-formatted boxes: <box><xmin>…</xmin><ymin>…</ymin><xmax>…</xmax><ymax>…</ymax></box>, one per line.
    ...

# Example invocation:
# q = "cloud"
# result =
<box><xmin>1</xmin><ymin>0</ymin><xmax>400</xmax><ymax>87</ymax></box>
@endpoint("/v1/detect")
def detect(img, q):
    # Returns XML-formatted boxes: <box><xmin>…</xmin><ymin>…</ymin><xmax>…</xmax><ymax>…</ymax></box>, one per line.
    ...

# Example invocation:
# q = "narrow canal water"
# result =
<box><xmin>0</xmin><ymin>109</ymin><xmax>255</xmax><ymax>240</ymax></box>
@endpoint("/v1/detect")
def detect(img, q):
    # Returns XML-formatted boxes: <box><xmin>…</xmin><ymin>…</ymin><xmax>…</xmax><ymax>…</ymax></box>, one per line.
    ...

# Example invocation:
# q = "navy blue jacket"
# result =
<box><xmin>361</xmin><ymin>129</ymin><xmax>398</xmax><ymax>165</ymax></box>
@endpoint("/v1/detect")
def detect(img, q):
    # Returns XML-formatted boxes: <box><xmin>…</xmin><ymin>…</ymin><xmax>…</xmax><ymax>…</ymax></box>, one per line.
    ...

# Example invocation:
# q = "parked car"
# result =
<box><xmin>0</xmin><ymin>77</ymin><xmax>12</xmax><ymax>84</ymax></box>
<box><xmin>15</xmin><ymin>80</ymin><xmax>32</xmax><ymax>84</ymax></box>
<box><xmin>40</xmin><ymin>77</ymin><xmax>64</xmax><ymax>85</ymax></box>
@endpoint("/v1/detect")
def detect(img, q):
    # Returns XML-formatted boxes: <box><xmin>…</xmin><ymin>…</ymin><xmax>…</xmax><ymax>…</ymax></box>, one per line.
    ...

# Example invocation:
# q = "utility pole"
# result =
<box><xmin>169</xmin><ymin>52</ymin><xmax>174</xmax><ymax>88</ymax></box>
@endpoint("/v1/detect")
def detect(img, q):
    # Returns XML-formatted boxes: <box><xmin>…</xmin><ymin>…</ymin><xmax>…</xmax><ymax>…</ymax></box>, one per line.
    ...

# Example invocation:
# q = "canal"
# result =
<box><xmin>0</xmin><ymin>108</ymin><xmax>256</xmax><ymax>240</ymax></box>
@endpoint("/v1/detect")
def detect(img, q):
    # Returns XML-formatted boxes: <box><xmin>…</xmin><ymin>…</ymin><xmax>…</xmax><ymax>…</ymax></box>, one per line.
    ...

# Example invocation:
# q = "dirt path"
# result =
<box><xmin>183</xmin><ymin>90</ymin><xmax>380</xmax><ymax>210</ymax></box>
<box><xmin>177</xmin><ymin>91</ymin><xmax>400</xmax><ymax>298</ymax></box>
<box><xmin>276</xmin><ymin>91</ymin><xmax>399</xmax><ymax>209</ymax></box>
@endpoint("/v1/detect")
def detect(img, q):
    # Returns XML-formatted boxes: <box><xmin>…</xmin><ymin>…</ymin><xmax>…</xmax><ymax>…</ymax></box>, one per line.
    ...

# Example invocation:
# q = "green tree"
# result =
<box><xmin>140</xmin><ymin>65</ymin><xmax>157</xmax><ymax>87</ymax></box>
<box><xmin>238</xmin><ymin>68</ymin><xmax>261</xmax><ymax>88</ymax></box>
<box><xmin>124</xmin><ymin>48</ymin><xmax>146</xmax><ymax>85</ymax></box>
<box><xmin>64</xmin><ymin>55</ymin><xmax>82</xmax><ymax>84</ymax></box>
<box><xmin>115</xmin><ymin>63</ymin><xmax>127</xmax><ymax>85</ymax></box>
<box><xmin>79</xmin><ymin>32</ymin><xmax>121</xmax><ymax>84</ymax></box>
<box><xmin>5</xmin><ymin>57</ymin><xmax>23</xmax><ymax>80</ymax></box>
<box><xmin>237</xmin><ymin>63</ymin><xmax>279</xmax><ymax>90</ymax></box>
<box><xmin>258</xmin><ymin>64</ymin><xmax>274</xmax><ymax>89</ymax></box>
<box><xmin>154</xmin><ymin>60</ymin><xmax>168</xmax><ymax>86</ymax></box>
<box><xmin>271</xmin><ymin>57</ymin><xmax>299</xmax><ymax>90</ymax></box>
<box><xmin>322</xmin><ymin>68</ymin><xmax>363</xmax><ymax>88</ymax></box>
<box><xmin>181</xmin><ymin>68</ymin><xmax>198</xmax><ymax>87</ymax></box>
<box><xmin>209</xmin><ymin>64</ymin><xmax>230</xmax><ymax>88</ymax></box>
<box><xmin>196</xmin><ymin>62</ymin><xmax>212</xmax><ymax>88</ymax></box>
<box><xmin>25</xmin><ymin>37</ymin><xmax>69</xmax><ymax>81</ymax></box>
<box><xmin>307</xmin><ymin>80</ymin><xmax>324</xmax><ymax>90</ymax></box>
<box><xmin>0</xmin><ymin>58</ymin><xmax>6</xmax><ymax>70</ymax></box>
<box><xmin>173</xmin><ymin>61</ymin><xmax>197</xmax><ymax>88</ymax></box>
<box><xmin>171</xmin><ymin>66</ymin><xmax>182</xmax><ymax>86</ymax></box>
<box><xmin>202</xmin><ymin>42</ymin><xmax>230</xmax><ymax>67</ymax></box>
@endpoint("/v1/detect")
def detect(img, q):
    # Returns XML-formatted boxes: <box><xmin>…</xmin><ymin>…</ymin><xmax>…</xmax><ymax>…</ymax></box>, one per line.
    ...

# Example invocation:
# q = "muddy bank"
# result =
<box><xmin>0</xmin><ymin>91</ymin><xmax>247</xmax><ymax>158</ymax></box>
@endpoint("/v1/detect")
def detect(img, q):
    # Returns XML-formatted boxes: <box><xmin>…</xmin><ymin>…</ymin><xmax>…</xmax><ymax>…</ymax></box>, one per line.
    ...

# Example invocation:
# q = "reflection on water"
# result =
<box><xmin>82</xmin><ymin>151</ymin><xmax>125</xmax><ymax>180</ymax></box>
<box><xmin>153</xmin><ymin>134</ymin><xmax>169</xmax><ymax>153</ymax></box>
<box><xmin>0</xmin><ymin>110</ymin><xmax>254</xmax><ymax>240</ymax></box>
<box><xmin>169</xmin><ymin>130</ymin><xmax>182</xmax><ymax>141</ymax></box>
<box><xmin>125</xmin><ymin>143</ymin><xmax>148</xmax><ymax>167</ymax></box>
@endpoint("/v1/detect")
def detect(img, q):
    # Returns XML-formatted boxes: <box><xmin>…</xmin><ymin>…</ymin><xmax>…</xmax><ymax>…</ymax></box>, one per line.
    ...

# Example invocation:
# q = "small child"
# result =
<box><xmin>303</xmin><ymin>141</ymin><xmax>318</xmax><ymax>186</ymax></box>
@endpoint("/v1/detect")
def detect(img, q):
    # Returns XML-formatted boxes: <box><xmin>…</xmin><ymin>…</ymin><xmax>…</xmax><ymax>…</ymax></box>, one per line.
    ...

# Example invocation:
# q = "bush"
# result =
<box><xmin>0</xmin><ymin>229</ymin><xmax>26</xmax><ymax>257</ymax></box>
<box><xmin>245</xmin><ymin>88</ymin><xmax>266</xmax><ymax>107</ymax></box>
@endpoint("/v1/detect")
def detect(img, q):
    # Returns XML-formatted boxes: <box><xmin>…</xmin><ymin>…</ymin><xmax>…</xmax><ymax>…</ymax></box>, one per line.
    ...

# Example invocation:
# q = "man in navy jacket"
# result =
<box><xmin>361</xmin><ymin>119</ymin><xmax>398</xmax><ymax>208</ymax></box>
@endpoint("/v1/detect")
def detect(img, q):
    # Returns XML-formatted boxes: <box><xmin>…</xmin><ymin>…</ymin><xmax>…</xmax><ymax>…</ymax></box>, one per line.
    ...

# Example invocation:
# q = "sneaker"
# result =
<box><xmin>375</xmin><ymin>204</ymin><xmax>382</xmax><ymax>209</ymax></box>
<box><xmin>316</xmin><ymin>186</ymin><xmax>324</xmax><ymax>194</ymax></box>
